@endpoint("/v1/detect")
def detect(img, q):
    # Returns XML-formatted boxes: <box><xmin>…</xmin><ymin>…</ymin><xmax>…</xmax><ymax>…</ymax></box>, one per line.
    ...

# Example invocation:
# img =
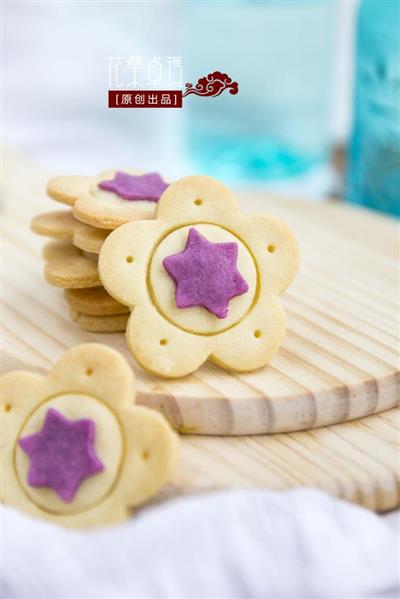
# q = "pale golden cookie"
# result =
<box><xmin>43</xmin><ymin>241</ymin><xmax>101</xmax><ymax>289</ymax></box>
<box><xmin>1</xmin><ymin>343</ymin><xmax>179</xmax><ymax>527</ymax></box>
<box><xmin>65</xmin><ymin>287</ymin><xmax>129</xmax><ymax>316</ymax></box>
<box><xmin>73</xmin><ymin>224</ymin><xmax>110</xmax><ymax>254</ymax></box>
<box><xmin>70</xmin><ymin>310</ymin><xmax>129</xmax><ymax>333</ymax></box>
<box><xmin>47</xmin><ymin>176</ymin><xmax>95</xmax><ymax>206</ymax></box>
<box><xmin>99</xmin><ymin>175</ymin><xmax>300</xmax><ymax>378</ymax></box>
<box><xmin>47</xmin><ymin>169</ymin><xmax>169</xmax><ymax>230</ymax></box>
<box><xmin>31</xmin><ymin>210</ymin><xmax>77</xmax><ymax>241</ymax></box>
<box><xmin>31</xmin><ymin>210</ymin><xmax>110</xmax><ymax>254</ymax></box>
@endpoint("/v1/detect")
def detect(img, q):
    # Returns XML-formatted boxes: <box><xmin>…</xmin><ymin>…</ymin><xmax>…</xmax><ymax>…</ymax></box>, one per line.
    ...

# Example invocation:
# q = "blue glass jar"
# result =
<box><xmin>348</xmin><ymin>0</ymin><xmax>400</xmax><ymax>216</ymax></box>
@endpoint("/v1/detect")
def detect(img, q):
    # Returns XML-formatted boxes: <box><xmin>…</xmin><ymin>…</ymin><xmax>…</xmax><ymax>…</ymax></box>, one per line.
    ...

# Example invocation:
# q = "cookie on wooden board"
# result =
<box><xmin>31</xmin><ymin>210</ymin><xmax>77</xmax><ymax>241</ymax></box>
<box><xmin>47</xmin><ymin>169</ymin><xmax>169</xmax><ymax>230</ymax></box>
<box><xmin>99</xmin><ymin>175</ymin><xmax>299</xmax><ymax>378</ymax></box>
<box><xmin>43</xmin><ymin>241</ymin><xmax>101</xmax><ymax>289</ymax></box>
<box><xmin>64</xmin><ymin>287</ymin><xmax>129</xmax><ymax>316</ymax></box>
<box><xmin>46</xmin><ymin>176</ymin><xmax>94</xmax><ymax>205</ymax></box>
<box><xmin>1</xmin><ymin>343</ymin><xmax>179</xmax><ymax>527</ymax></box>
<box><xmin>70</xmin><ymin>310</ymin><xmax>129</xmax><ymax>333</ymax></box>
<box><xmin>31</xmin><ymin>210</ymin><xmax>110</xmax><ymax>254</ymax></box>
<box><xmin>73</xmin><ymin>224</ymin><xmax>110</xmax><ymax>254</ymax></box>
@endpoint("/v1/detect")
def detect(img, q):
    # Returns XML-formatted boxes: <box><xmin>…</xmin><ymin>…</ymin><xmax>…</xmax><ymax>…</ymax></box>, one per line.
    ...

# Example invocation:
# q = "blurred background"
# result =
<box><xmin>3</xmin><ymin>0</ymin><xmax>399</xmax><ymax>215</ymax></box>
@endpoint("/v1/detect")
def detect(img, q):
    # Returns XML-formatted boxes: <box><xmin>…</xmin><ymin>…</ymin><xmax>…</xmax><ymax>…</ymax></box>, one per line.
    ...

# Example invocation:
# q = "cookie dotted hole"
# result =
<box><xmin>254</xmin><ymin>330</ymin><xmax>262</xmax><ymax>338</ymax></box>
<box><xmin>267</xmin><ymin>244</ymin><xmax>276</xmax><ymax>254</ymax></box>
<box><xmin>85</xmin><ymin>367</ymin><xmax>93</xmax><ymax>376</ymax></box>
<box><xmin>126</xmin><ymin>255</ymin><xmax>134</xmax><ymax>263</ymax></box>
<box><xmin>159</xmin><ymin>338</ymin><xmax>168</xmax><ymax>346</ymax></box>
<box><xmin>141</xmin><ymin>450</ymin><xmax>150</xmax><ymax>461</ymax></box>
<box><xmin>4</xmin><ymin>403</ymin><xmax>11</xmax><ymax>412</ymax></box>
<box><xmin>194</xmin><ymin>198</ymin><xmax>203</xmax><ymax>206</ymax></box>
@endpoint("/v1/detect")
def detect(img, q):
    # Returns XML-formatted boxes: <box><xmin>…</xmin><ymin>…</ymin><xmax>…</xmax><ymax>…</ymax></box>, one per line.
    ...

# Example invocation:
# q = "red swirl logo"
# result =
<box><xmin>183</xmin><ymin>71</ymin><xmax>239</xmax><ymax>98</ymax></box>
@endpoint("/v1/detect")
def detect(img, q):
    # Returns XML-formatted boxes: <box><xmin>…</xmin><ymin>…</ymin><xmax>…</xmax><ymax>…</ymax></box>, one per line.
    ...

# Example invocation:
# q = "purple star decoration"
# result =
<box><xmin>98</xmin><ymin>171</ymin><xmax>168</xmax><ymax>201</ymax></box>
<box><xmin>163</xmin><ymin>228</ymin><xmax>249</xmax><ymax>319</ymax></box>
<box><xmin>18</xmin><ymin>408</ymin><xmax>104</xmax><ymax>503</ymax></box>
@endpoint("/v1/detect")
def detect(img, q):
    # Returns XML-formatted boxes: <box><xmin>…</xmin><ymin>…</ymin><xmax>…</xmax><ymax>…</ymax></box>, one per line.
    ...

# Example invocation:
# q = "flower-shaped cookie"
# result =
<box><xmin>43</xmin><ymin>241</ymin><xmax>101</xmax><ymax>289</ymax></box>
<box><xmin>1</xmin><ymin>344</ymin><xmax>179</xmax><ymax>527</ymax></box>
<box><xmin>31</xmin><ymin>210</ymin><xmax>110</xmax><ymax>254</ymax></box>
<box><xmin>47</xmin><ymin>169</ymin><xmax>169</xmax><ymax>229</ymax></box>
<box><xmin>99</xmin><ymin>175</ymin><xmax>300</xmax><ymax>378</ymax></box>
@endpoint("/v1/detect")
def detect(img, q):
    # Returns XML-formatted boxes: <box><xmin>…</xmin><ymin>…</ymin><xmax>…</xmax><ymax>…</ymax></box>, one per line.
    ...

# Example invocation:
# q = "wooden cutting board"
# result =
<box><xmin>2</xmin><ymin>151</ymin><xmax>399</xmax><ymax>511</ymax></box>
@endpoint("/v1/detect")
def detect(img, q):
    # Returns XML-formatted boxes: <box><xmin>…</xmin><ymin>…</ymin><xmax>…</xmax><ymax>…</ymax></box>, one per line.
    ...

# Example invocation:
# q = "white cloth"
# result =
<box><xmin>3</xmin><ymin>489</ymin><xmax>399</xmax><ymax>599</ymax></box>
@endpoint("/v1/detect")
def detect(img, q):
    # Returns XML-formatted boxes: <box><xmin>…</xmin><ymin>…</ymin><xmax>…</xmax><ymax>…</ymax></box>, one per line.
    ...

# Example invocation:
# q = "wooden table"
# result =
<box><xmin>2</xmin><ymin>151</ymin><xmax>399</xmax><ymax>512</ymax></box>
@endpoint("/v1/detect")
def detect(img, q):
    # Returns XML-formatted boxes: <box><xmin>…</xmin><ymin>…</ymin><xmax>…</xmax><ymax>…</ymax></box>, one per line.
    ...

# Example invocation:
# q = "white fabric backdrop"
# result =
<box><xmin>3</xmin><ymin>489</ymin><xmax>399</xmax><ymax>599</ymax></box>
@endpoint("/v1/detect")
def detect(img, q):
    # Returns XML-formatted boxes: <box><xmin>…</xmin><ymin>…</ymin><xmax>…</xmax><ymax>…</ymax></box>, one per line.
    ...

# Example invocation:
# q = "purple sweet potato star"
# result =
<box><xmin>163</xmin><ymin>228</ymin><xmax>249</xmax><ymax>319</ymax></box>
<box><xmin>19</xmin><ymin>408</ymin><xmax>104</xmax><ymax>503</ymax></box>
<box><xmin>98</xmin><ymin>171</ymin><xmax>168</xmax><ymax>201</ymax></box>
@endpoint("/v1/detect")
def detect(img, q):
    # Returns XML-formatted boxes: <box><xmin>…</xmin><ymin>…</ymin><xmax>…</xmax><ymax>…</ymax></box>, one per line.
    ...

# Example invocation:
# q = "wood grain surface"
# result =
<box><xmin>168</xmin><ymin>408</ymin><xmax>400</xmax><ymax>512</ymax></box>
<box><xmin>1</xmin><ymin>152</ymin><xmax>399</xmax><ymax>511</ymax></box>
<box><xmin>3</xmin><ymin>152</ymin><xmax>399</xmax><ymax>434</ymax></box>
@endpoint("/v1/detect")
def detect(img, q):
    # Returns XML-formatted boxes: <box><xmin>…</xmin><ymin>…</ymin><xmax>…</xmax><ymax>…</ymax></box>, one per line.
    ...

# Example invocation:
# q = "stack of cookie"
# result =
<box><xmin>31</xmin><ymin>169</ymin><xmax>169</xmax><ymax>333</ymax></box>
<box><xmin>32</xmin><ymin>171</ymin><xmax>299</xmax><ymax>378</ymax></box>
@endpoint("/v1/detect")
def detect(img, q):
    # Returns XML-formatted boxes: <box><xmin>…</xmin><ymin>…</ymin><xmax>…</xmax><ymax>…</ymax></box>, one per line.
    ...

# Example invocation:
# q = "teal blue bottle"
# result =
<box><xmin>348</xmin><ymin>0</ymin><xmax>400</xmax><ymax>216</ymax></box>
